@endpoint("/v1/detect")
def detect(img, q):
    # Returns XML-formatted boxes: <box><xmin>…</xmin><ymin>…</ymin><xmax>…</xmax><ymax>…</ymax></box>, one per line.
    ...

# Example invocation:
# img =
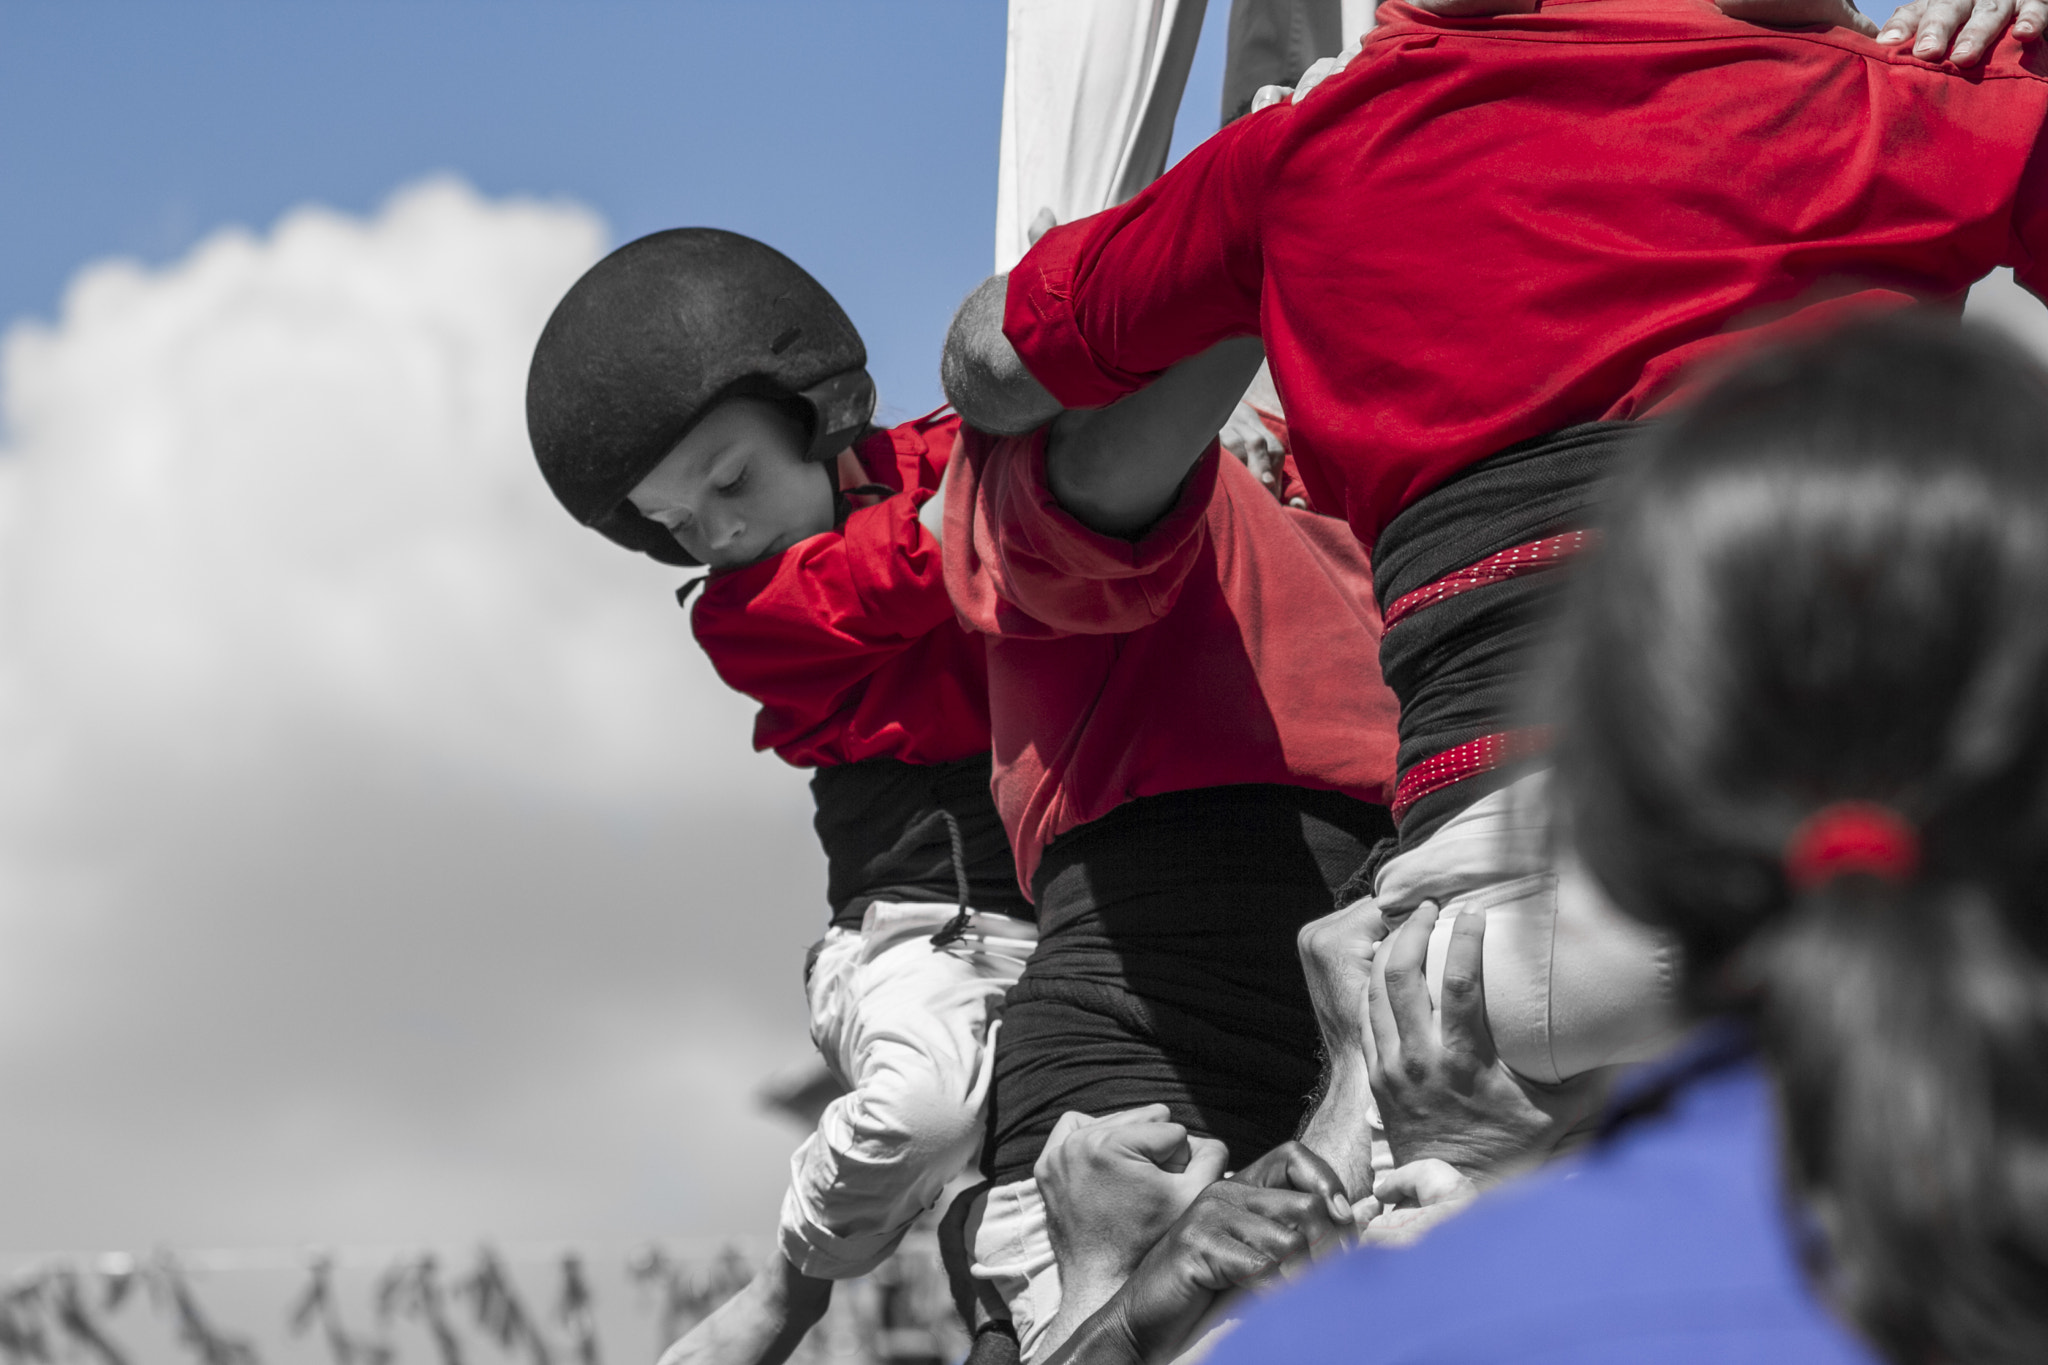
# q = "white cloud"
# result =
<box><xmin>0</xmin><ymin>179</ymin><xmax>824</xmax><ymax>1259</ymax></box>
<box><xmin>0</xmin><ymin>175</ymin><xmax>781</xmax><ymax>806</ymax></box>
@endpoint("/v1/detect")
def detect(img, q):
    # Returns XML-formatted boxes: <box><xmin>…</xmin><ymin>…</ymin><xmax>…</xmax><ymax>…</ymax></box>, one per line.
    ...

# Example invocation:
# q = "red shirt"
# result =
<box><xmin>945</xmin><ymin>427</ymin><xmax>1400</xmax><ymax>891</ymax></box>
<box><xmin>1005</xmin><ymin>0</ymin><xmax>2048</xmax><ymax>550</ymax></box>
<box><xmin>690</xmin><ymin>411</ymin><xmax>992</xmax><ymax>768</ymax></box>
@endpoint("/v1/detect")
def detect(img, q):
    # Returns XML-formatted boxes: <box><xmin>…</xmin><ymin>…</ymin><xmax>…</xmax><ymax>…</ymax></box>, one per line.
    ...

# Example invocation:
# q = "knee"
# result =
<box><xmin>834</xmin><ymin>1044</ymin><xmax>987</xmax><ymax>1166</ymax></box>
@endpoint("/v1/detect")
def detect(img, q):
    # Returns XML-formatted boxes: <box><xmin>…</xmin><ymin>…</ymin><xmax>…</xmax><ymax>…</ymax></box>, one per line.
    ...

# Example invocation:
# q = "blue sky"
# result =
<box><xmin>0</xmin><ymin>1</ymin><xmax>1235</xmax><ymax>417</ymax></box>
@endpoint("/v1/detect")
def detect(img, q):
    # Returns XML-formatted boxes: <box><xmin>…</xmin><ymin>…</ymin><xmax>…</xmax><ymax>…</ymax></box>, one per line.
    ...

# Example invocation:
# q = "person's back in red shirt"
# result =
<box><xmin>995</xmin><ymin>0</ymin><xmax>2048</xmax><ymax>835</ymax></box>
<box><xmin>945</xmin><ymin>418</ymin><xmax>1399</xmax><ymax>1355</ymax></box>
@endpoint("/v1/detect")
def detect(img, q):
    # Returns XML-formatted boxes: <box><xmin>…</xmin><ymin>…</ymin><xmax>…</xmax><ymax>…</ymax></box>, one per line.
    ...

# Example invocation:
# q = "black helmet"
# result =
<box><xmin>526</xmin><ymin>228</ymin><xmax>877</xmax><ymax>566</ymax></box>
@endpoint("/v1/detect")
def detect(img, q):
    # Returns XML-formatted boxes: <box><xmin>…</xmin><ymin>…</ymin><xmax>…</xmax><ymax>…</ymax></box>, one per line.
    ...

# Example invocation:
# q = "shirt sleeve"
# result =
<box><xmin>690</xmin><ymin>491</ymin><xmax>956</xmax><ymax>738</ymax></box>
<box><xmin>1004</xmin><ymin>106</ymin><xmax>1284</xmax><ymax>408</ymax></box>
<box><xmin>2010</xmin><ymin>118</ymin><xmax>2048</xmax><ymax>303</ymax></box>
<box><xmin>943</xmin><ymin>423</ymin><xmax>1220</xmax><ymax>639</ymax></box>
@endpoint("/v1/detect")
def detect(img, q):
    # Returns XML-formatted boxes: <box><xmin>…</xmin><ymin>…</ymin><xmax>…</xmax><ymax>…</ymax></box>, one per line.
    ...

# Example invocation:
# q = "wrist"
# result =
<box><xmin>1299</xmin><ymin>1064</ymin><xmax>1378</xmax><ymax>1197</ymax></box>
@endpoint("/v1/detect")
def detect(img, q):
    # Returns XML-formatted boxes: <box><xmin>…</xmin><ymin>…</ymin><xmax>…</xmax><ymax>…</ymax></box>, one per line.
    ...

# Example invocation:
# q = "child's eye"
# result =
<box><xmin>718</xmin><ymin>465</ymin><xmax>749</xmax><ymax>495</ymax></box>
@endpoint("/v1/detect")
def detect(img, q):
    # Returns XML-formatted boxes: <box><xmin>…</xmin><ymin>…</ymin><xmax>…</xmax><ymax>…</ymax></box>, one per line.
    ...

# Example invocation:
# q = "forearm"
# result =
<box><xmin>1046</xmin><ymin>337</ymin><xmax>1265</xmax><ymax>538</ymax></box>
<box><xmin>1039</xmin><ymin>1298</ymin><xmax>1147</xmax><ymax>1365</ymax></box>
<box><xmin>1298</xmin><ymin>1058</ymin><xmax>1379</xmax><ymax>1200</ymax></box>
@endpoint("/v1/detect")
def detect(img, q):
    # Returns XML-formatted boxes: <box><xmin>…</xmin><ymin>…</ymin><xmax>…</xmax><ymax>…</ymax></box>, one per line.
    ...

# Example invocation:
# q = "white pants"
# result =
<box><xmin>778</xmin><ymin>902</ymin><xmax>1037</xmax><ymax>1280</ymax></box>
<box><xmin>1371</xmin><ymin>768</ymin><xmax>1680</xmax><ymax>1085</ymax></box>
<box><xmin>971</xmin><ymin>1176</ymin><xmax>1061</xmax><ymax>1362</ymax></box>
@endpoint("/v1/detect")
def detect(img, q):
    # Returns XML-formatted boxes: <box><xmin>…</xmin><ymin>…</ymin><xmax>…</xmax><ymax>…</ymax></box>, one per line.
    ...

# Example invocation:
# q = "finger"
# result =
<box><xmin>1373</xmin><ymin>1158</ymin><xmax>1477</xmax><ymax>1210</ymax></box>
<box><xmin>1876</xmin><ymin>0</ymin><xmax>1926</xmax><ymax>42</ymax></box>
<box><xmin>1234</xmin><ymin>1187</ymin><xmax>1347</xmax><ymax>1264</ymax></box>
<box><xmin>1043</xmin><ymin>1109</ymin><xmax>1095</xmax><ymax>1154</ymax></box>
<box><xmin>1949</xmin><ymin>0</ymin><xmax>2016</xmax><ymax>61</ymax></box>
<box><xmin>1107</xmin><ymin>1121</ymin><xmax>1196</xmax><ymax>1171</ymax></box>
<box><xmin>2018</xmin><ymin>0</ymin><xmax>2047</xmax><ymax>35</ymax></box>
<box><xmin>1366</xmin><ymin>930</ymin><xmax>1400</xmax><ymax>1086</ymax></box>
<box><xmin>1183</xmin><ymin>1135</ymin><xmax>1233</xmax><ymax>1187</ymax></box>
<box><xmin>1086</xmin><ymin>1103</ymin><xmax>1174</xmax><ymax>1130</ymax></box>
<box><xmin>1233</xmin><ymin>1144</ymin><xmax>1354</xmax><ymax>1225</ymax></box>
<box><xmin>1911</xmin><ymin>0</ymin><xmax>1975</xmax><ymax>56</ymax></box>
<box><xmin>1836</xmin><ymin>0</ymin><xmax>1883</xmax><ymax>35</ymax></box>
<box><xmin>1434</xmin><ymin>905</ymin><xmax>1498</xmax><ymax>1071</ymax></box>
<box><xmin>1381</xmin><ymin>901</ymin><xmax>1443</xmax><ymax>1056</ymax></box>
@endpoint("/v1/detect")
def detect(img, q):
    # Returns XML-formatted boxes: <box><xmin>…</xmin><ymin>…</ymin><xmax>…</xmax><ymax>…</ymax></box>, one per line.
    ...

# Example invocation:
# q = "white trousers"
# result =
<box><xmin>1371</xmin><ymin>768</ymin><xmax>1680</xmax><ymax>1085</ymax></box>
<box><xmin>972</xmin><ymin>1176</ymin><xmax>1061</xmax><ymax>1362</ymax></box>
<box><xmin>778</xmin><ymin>902</ymin><xmax>1037</xmax><ymax>1280</ymax></box>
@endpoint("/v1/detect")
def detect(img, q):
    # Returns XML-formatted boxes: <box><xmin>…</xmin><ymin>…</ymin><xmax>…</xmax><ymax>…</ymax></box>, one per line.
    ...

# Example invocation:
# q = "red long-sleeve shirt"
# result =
<box><xmin>690</xmin><ymin>411</ymin><xmax>992</xmax><ymax>768</ymax></box>
<box><xmin>945</xmin><ymin>427</ymin><xmax>1400</xmax><ymax>891</ymax></box>
<box><xmin>1005</xmin><ymin>0</ymin><xmax>2048</xmax><ymax>551</ymax></box>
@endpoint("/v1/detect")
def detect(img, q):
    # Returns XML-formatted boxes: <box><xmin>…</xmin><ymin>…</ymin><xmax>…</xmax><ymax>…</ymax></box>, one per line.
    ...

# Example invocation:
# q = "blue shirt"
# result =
<box><xmin>1207</xmin><ymin>1030</ymin><xmax>1879</xmax><ymax>1364</ymax></box>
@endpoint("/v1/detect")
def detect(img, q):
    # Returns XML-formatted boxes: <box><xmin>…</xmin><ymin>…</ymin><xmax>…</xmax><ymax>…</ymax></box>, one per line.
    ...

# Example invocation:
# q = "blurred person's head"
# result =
<box><xmin>526</xmin><ymin>227</ymin><xmax>877</xmax><ymax>569</ymax></box>
<box><xmin>1555</xmin><ymin>315</ymin><xmax>2048</xmax><ymax>1365</ymax></box>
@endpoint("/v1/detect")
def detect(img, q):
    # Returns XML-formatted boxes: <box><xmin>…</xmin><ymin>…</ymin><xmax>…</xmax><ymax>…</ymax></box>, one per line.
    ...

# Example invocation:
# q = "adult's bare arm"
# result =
<box><xmin>1046</xmin><ymin>336</ymin><xmax>1266</xmax><ymax>538</ymax></box>
<box><xmin>1295</xmin><ymin>897</ymin><xmax>1390</xmax><ymax>1199</ymax></box>
<box><xmin>1036</xmin><ymin>1106</ymin><xmax>1231</xmax><ymax>1356</ymax></box>
<box><xmin>941</xmin><ymin>274</ymin><xmax>1063</xmax><ymax>437</ymax></box>
<box><xmin>1041</xmin><ymin>1178</ymin><xmax>1349</xmax><ymax>1365</ymax></box>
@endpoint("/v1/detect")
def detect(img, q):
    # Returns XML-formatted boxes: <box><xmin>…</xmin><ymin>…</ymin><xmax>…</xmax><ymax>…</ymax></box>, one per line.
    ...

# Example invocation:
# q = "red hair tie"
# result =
<box><xmin>1783</xmin><ymin>802</ymin><xmax>1921</xmax><ymax>890</ymax></box>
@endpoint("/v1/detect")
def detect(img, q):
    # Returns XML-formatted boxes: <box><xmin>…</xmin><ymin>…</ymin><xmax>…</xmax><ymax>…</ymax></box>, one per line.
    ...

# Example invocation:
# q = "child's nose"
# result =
<box><xmin>707</xmin><ymin>508</ymin><xmax>745</xmax><ymax>552</ymax></box>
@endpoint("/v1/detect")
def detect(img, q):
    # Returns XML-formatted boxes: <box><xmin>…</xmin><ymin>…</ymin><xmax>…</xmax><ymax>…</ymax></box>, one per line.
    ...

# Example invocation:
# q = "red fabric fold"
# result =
<box><xmin>691</xmin><ymin>411</ymin><xmax>992</xmax><ymax>768</ymax></box>
<box><xmin>946</xmin><ymin>424</ymin><xmax>1400</xmax><ymax>891</ymax></box>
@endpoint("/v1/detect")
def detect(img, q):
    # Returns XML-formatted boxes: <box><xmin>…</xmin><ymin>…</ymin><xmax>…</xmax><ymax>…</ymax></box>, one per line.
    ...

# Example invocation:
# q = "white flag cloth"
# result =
<box><xmin>994</xmin><ymin>0</ymin><xmax>1210</xmax><ymax>273</ymax></box>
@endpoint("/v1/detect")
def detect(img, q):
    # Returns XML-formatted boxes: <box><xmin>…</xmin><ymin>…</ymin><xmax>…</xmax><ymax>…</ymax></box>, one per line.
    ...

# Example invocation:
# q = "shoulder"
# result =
<box><xmin>1217</xmin><ymin>1063</ymin><xmax>1870</xmax><ymax>1365</ymax></box>
<box><xmin>861</xmin><ymin>406</ymin><xmax>962</xmax><ymax>494</ymax></box>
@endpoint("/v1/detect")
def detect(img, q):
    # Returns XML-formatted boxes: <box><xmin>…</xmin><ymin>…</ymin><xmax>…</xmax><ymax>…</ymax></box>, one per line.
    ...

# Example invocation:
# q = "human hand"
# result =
<box><xmin>1298</xmin><ymin>897</ymin><xmax>1390</xmax><ymax>1061</ymax></box>
<box><xmin>1360</xmin><ymin>1158</ymin><xmax>1479</xmax><ymax>1246</ymax></box>
<box><xmin>1229</xmin><ymin>1141</ymin><xmax>1363</xmax><ymax>1229</ymax></box>
<box><xmin>1218</xmin><ymin>401</ymin><xmax>1288</xmax><ymax>503</ymax></box>
<box><xmin>1368</xmin><ymin>901</ymin><xmax>1606</xmax><ymax>1178</ymax></box>
<box><xmin>1873</xmin><ymin>0</ymin><xmax>2041</xmax><ymax>63</ymax></box>
<box><xmin>1049</xmin><ymin>1178</ymin><xmax>1352</xmax><ymax>1365</ymax></box>
<box><xmin>1038</xmin><ymin>1106</ymin><xmax>1232</xmax><ymax>1293</ymax></box>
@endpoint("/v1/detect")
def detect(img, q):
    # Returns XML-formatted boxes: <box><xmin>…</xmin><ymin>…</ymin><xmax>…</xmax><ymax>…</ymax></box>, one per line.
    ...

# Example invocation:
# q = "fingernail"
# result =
<box><xmin>1878</xmin><ymin>27</ymin><xmax>1902</xmax><ymax>39</ymax></box>
<box><xmin>1331</xmin><ymin>1192</ymin><xmax>1353</xmax><ymax>1222</ymax></box>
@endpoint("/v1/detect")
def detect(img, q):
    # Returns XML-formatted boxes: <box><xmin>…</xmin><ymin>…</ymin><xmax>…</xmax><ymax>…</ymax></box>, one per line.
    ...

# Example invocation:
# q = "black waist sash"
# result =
<box><xmin>982</xmin><ymin>784</ymin><xmax>1393</xmax><ymax>1185</ymax></box>
<box><xmin>1373</xmin><ymin>422</ymin><xmax>1638</xmax><ymax>843</ymax></box>
<box><xmin>810</xmin><ymin>753</ymin><xmax>1030</xmax><ymax>930</ymax></box>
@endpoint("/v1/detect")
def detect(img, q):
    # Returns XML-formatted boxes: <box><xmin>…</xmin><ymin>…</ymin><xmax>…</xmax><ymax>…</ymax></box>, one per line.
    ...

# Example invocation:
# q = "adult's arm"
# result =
<box><xmin>1033</xmin><ymin>1106</ymin><xmax>1232</xmax><ymax>1358</ymax></box>
<box><xmin>1045</xmin><ymin>336</ymin><xmax>1266</xmax><ymax>537</ymax></box>
<box><xmin>1364</xmin><ymin>903</ymin><xmax>1608</xmax><ymax>1177</ymax></box>
<box><xmin>1040</xmin><ymin>1148</ymin><xmax>1354</xmax><ymax>1365</ymax></box>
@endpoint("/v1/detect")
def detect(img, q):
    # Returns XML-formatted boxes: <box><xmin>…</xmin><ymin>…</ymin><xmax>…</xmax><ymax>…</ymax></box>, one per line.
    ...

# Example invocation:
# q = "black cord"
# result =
<box><xmin>929</xmin><ymin>808</ymin><xmax>976</xmax><ymax>948</ymax></box>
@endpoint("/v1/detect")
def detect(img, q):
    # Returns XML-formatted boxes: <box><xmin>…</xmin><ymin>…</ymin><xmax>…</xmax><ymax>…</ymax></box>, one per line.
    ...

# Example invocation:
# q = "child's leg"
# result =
<box><xmin>660</xmin><ymin>904</ymin><xmax>1035</xmax><ymax>1365</ymax></box>
<box><xmin>781</xmin><ymin>902</ymin><xmax>1037</xmax><ymax>1277</ymax></box>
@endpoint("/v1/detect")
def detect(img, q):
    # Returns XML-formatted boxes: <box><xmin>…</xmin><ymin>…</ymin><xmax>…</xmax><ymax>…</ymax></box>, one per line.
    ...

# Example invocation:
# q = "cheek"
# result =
<box><xmin>785</xmin><ymin>465</ymin><xmax>837</xmax><ymax>538</ymax></box>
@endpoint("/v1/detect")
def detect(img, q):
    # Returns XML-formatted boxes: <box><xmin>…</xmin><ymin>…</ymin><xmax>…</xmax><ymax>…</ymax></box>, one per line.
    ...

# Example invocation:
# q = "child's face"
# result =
<box><xmin>628</xmin><ymin>397</ymin><xmax>836</xmax><ymax>569</ymax></box>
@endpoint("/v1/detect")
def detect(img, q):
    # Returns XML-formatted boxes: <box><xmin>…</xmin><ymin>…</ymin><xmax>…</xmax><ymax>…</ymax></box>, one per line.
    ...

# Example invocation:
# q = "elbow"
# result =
<box><xmin>942</xmin><ymin>274</ymin><xmax>1064</xmax><ymax>436</ymax></box>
